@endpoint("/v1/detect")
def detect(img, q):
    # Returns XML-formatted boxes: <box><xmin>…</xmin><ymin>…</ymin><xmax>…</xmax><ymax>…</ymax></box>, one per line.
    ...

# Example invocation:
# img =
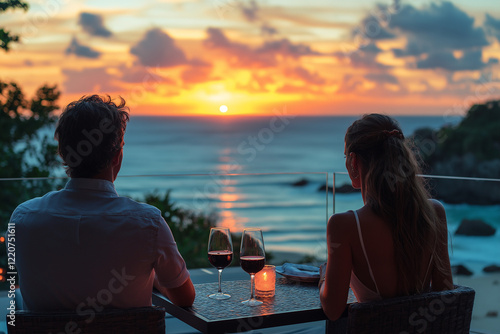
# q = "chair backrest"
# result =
<box><xmin>7</xmin><ymin>306</ymin><xmax>166</xmax><ymax>334</ymax></box>
<box><xmin>327</xmin><ymin>285</ymin><xmax>475</xmax><ymax>334</ymax></box>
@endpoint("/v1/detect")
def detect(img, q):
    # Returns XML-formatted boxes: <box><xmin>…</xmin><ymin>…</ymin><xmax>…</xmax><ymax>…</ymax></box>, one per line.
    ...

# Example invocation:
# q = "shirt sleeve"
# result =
<box><xmin>153</xmin><ymin>215</ymin><xmax>190</xmax><ymax>289</ymax></box>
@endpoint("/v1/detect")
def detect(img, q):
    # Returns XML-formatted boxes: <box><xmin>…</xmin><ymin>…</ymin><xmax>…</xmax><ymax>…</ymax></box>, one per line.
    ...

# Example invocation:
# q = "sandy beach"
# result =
<box><xmin>453</xmin><ymin>273</ymin><xmax>500</xmax><ymax>333</ymax></box>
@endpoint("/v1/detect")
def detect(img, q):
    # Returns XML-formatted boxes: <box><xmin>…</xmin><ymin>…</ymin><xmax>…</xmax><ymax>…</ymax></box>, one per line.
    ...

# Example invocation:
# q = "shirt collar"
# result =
<box><xmin>65</xmin><ymin>178</ymin><xmax>118</xmax><ymax>196</ymax></box>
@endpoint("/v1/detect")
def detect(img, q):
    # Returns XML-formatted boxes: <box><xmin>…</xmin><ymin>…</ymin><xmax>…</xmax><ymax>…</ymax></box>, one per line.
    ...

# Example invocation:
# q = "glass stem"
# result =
<box><xmin>250</xmin><ymin>274</ymin><xmax>255</xmax><ymax>300</ymax></box>
<box><xmin>218</xmin><ymin>269</ymin><xmax>223</xmax><ymax>294</ymax></box>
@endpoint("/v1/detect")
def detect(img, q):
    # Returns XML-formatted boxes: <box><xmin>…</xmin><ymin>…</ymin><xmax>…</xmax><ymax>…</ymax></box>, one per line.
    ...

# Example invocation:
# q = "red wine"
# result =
<box><xmin>240</xmin><ymin>256</ymin><xmax>265</xmax><ymax>274</ymax></box>
<box><xmin>208</xmin><ymin>250</ymin><xmax>233</xmax><ymax>269</ymax></box>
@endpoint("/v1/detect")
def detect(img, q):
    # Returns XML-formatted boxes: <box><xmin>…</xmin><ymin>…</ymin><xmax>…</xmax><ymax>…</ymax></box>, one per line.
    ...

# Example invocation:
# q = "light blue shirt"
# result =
<box><xmin>10</xmin><ymin>178</ymin><xmax>190</xmax><ymax>311</ymax></box>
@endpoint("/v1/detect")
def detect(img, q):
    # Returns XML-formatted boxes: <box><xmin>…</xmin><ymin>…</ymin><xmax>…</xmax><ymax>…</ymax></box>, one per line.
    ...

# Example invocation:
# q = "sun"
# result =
<box><xmin>219</xmin><ymin>105</ymin><xmax>228</xmax><ymax>113</ymax></box>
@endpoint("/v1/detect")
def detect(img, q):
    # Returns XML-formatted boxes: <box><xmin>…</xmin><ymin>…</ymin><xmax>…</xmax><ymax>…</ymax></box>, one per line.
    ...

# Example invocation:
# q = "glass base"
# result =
<box><xmin>209</xmin><ymin>292</ymin><xmax>231</xmax><ymax>300</ymax></box>
<box><xmin>241</xmin><ymin>298</ymin><xmax>263</xmax><ymax>306</ymax></box>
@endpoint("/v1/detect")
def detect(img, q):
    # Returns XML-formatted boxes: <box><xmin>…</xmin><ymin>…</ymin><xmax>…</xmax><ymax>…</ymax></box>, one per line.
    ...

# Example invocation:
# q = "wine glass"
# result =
<box><xmin>208</xmin><ymin>227</ymin><xmax>233</xmax><ymax>299</ymax></box>
<box><xmin>240</xmin><ymin>228</ymin><xmax>266</xmax><ymax>306</ymax></box>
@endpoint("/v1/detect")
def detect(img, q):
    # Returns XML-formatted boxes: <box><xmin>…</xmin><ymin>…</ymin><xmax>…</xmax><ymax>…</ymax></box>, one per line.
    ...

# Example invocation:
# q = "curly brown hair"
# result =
<box><xmin>55</xmin><ymin>95</ymin><xmax>129</xmax><ymax>178</ymax></box>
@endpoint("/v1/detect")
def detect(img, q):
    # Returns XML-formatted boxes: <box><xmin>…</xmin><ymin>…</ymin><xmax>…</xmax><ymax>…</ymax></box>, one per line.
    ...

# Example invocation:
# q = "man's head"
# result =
<box><xmin>55</xmin><ymin>95</ymin><xmax>130</xmax><ymax>179</ymax></box>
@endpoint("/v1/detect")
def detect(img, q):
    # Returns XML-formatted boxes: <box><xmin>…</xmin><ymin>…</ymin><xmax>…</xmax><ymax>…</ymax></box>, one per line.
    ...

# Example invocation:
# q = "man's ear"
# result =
<box><xmin>111</xmin><ymin>150</ymin><xmax>121</xmax><ymax>166</ymax></box>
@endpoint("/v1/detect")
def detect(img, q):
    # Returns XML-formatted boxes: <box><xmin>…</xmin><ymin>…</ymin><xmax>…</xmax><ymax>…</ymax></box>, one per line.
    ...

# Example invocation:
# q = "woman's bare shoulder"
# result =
<box><xmin>327</xmin><ymin>211</ymin><xmax>356</xmax><ymax>235</ymax></box>
<box><xmin>429</xmin><ymin>199</ymin><xmax>446</xmax><ymax>220</ymax></box>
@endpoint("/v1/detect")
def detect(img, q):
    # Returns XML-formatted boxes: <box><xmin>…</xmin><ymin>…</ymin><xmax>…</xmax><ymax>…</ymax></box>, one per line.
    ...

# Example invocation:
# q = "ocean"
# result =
<box><xmin>113</xmin><ymin>115</ymin><xmax>500</xmax><ymax>275</ymax></box>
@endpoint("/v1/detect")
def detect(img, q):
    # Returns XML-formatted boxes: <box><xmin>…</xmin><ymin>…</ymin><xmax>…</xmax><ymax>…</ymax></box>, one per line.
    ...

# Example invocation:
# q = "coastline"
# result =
<box><xmin>268</xmin><ymin>250</ymin><xmax>314</xmax><ymax>265</ymax></box>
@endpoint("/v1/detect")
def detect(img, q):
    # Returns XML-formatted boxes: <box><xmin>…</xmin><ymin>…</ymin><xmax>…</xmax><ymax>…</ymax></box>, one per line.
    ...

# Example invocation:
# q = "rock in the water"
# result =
<box><xmin>317</xmin><ymin>184</ymin><xmax>361</xmax><ymax>193</ymax></box>
<box><xmin>455</xmin><ymin>219</ymin><xmax>496</xmax><ymax>236</ymax></box>
<box><xmin>336</xmin><ymin>184</ymin><xmax>360</xmax><ymax>193</ymax></box>
<box><xmin>486</xmin><ymin>311</ymin><xmax>498</xmax><ymax>317</ymax></box>
<box><xmin>483</xmin><ymin>265</ymin><xmax>500</xmax><ymax>273</ymax></box>
<box><xmin>451</xmin><ymin>264</ymin><xmax>473</xmax><ymax>276</ymax></box>
<box><xmin>292</xmin><ymin>178</ymin><xmax>309</xmax><ymax>187</ymax></box>
<box><xmin>317</xmin><ymin>185</ymin><xmax>334</xmax><ymax>192</ymax></box>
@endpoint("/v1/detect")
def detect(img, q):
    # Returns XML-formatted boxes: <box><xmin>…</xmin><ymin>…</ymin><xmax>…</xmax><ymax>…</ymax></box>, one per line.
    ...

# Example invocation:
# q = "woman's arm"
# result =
<box><xmin>320</xmin><ymin>213</ymin><xmax>353</xmax><ymax>320</ymax></box>
<box><xmin>430</xmin><ymin>199</ymin><xmax>453</xmax><ymax>291</ymax></box>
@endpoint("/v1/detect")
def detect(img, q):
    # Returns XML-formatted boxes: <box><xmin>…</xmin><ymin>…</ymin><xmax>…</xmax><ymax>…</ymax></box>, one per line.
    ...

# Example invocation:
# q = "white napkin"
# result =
<box><xmin>280</xmin><ymin>262</ymin><xmax>320</xmax><ymax>278</ymax></box>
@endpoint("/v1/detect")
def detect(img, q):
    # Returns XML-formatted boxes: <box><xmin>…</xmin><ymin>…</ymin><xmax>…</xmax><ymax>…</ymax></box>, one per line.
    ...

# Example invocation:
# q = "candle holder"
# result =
<box><xmin>255</xmin><ymin>265</ymin><xmax>276</xmax><ymax>298</ymax></box>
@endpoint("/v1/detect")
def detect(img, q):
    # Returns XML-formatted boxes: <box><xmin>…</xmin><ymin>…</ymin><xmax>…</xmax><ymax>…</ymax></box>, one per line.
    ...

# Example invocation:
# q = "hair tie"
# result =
<box><xmin>382</xmin><ymin>129</ymin><xmax>404</xmax><ymax>140</ymax></box>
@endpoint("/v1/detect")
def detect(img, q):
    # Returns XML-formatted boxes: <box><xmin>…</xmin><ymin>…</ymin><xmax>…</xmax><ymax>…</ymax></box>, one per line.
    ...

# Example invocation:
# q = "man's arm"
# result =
<box><xmin>154</xmin><ymin>275</ymin><xmax>195</xmax><ymax>307</ymax></box>
<box><xmin>153</xmin><ymin>212</ymin><xmax>197</xmax><ymax>307</ymax></box>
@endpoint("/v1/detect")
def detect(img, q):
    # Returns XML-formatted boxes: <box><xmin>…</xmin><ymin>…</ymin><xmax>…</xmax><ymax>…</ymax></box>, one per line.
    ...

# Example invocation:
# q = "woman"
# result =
<box><xmin>319</xmin><ymin>114</ymin><xmax>453</xmax><ymax>320</ymax></box>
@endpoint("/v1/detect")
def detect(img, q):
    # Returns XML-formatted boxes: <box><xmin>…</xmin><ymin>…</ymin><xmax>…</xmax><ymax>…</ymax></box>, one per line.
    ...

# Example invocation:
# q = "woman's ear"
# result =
<box><xmin>349</xmin><ymin>152</ymin><xmax>361</xmax><ymax>189</ymax></box>
<box><xmin>349</xmin><ymin>152</ymin><xmax>357</xmax><ymax>172</ymax></box>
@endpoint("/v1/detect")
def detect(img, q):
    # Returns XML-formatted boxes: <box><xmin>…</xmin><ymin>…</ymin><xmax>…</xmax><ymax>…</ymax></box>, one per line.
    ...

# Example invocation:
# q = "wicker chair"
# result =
<box><xmin>6</xmin><ymin>306</ymin><xmax>166</xmax><ymax>334</ymax></box>
<box><xmin>326</xmin><ymin>285</ymin><xmax>475</xmax><ymax>334</ymax></box>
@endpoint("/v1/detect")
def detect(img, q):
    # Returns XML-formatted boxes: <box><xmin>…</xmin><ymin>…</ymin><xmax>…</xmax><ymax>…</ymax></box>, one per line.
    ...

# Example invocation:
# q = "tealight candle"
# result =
<box><xmin>255</xmin><ymin>265</ymin><xmax>276</xmax><ymax>298</ymax></box>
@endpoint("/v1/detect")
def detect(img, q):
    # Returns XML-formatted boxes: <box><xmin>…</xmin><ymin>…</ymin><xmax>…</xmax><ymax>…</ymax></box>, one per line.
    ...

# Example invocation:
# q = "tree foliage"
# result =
<box><xmin>0</xmin><ymin>0</ymin><xmax>29</xmax><ymax>51</ymax></box>
<box><xmin>0</xmin><ymin>81</ymin><xmax>61</xmax><ymax>230</ymax></box>
<box><xmin>413</xmin><ymin>100</ymin><xmax>500</xmax><ymax>165</ymax></box>
<box><xmin>0</xmin><ymin>81</ymin><xmax>61</xmax><ymax>287</ymax></box>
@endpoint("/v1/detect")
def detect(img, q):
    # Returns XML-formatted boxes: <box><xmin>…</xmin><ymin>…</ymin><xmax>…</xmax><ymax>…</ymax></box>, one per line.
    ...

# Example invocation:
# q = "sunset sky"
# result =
<box><xmin>2</xmin><ymin>0</ymin><xmax>500</xmax><ymax>116</ymax></box>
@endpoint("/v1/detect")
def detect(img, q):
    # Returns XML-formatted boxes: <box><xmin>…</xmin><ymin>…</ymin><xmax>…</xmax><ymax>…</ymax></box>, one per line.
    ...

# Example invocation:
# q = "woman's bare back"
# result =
<box><xmin>350</xmin><ymin>206</ymin><xmax>430</xmax><ymax>298</ymax></box>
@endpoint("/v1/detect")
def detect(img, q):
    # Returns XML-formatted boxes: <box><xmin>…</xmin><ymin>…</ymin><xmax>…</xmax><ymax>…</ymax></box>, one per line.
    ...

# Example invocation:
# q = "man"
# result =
<box><xmin>10</xmin><ymin>95</ymin><xmax>195</xmax><ymax>311</ymax></box>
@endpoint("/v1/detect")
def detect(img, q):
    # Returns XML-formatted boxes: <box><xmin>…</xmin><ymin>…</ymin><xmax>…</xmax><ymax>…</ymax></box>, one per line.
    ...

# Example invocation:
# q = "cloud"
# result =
<box><xmin>353</xmin><ymin>15</ymin><xmax>397</xmax><ymax>41</ymax></box>
<box><xmin>257</xmin><ymin>38</ymin><xmax>321</xmax><ymax>57</ymax></box>
<box><xmin>203</xmin><ymin>27</ymin><xmax>276</xmax><ymax>67</ymax></box>
<box><xmin>65</xmin><ymin>37</ymin><xmax>101</xmax><ymax>58</ymax></box>
<box><xmin>276</xmin><ymin>84</ymin><xmax>318</xmax><ymax>94</ymax></box>
<box><xmin>118</xmin><ymin>65</ymin><xmax>174</xmax><ymax>86</ymax></box>
<box><xmin>364</xmin><ymin>73</ymin><xmax>399</xmax><ymax>85</ymax></box>
<box><xmin>336</xmin><ymin>75</ymin><xmax>364</xmax><ymax>94</ymax></box>
<box><xmin>485</xmin><ymin>14</ymin><xmax>500</xmax><ymax>41</ymax></box>
<box><xmin>286</xmin><ymin>66</ymin><xmax>325</xmax><ymax>85</ymax></box>
<box><xmin>235</xmin><ymin>73</ymin><xmax>276</xmax><ymax>93</ymax></box>
<box><xmin>62</xmin><ymin>67</ymin><xmax>121</xmax><ymax>93</ymax></box>
<box><xmin>78</xmin><ymin>12</ymin><xmax>112</xmax><ymax>37</ymax></box>
<box><xmin>180</xmin><ymin>60</ymin><xmax>214</xmax><ymax>85</ymax></box>
<box><xmin>261</xmin><ymin>23</ymin><xmax>278</xmax><ymax>36</ymax></box>
<box><xmin>130</xmin><ymin>28</ymin><xmax>188</xmax><ymax>67</ymax></box>
<box><xmin>416</xmin><ymin>50</ymin><xmax>498</xmax><ymax>71</ymax></box>
<box><xmin>390</xmin><ymin>2</ymin><xmax>489</xmax><ymax>56</ymax></box>
<box><xmin>239</xmin><ymin>0</ymin><xmax>258</xmax><ymax>22</ymax></box>
<box><xmin>237</xmin><ymin>0</ymin><xmax>279</xmax><ymax>37</ymax></box>
<box><xmin>333</xmin><ymin>42</ymin><xmax>388</xmax><ymax>69</ymax></box>
<box><xmin>203</xmin><ymin>28</ymin><xmax>322</xmax><ymax>69</ymax></box>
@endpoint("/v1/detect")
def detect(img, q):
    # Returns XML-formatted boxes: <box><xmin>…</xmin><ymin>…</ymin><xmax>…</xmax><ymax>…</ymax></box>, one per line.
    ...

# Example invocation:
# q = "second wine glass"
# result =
<box><xmin>208</xmin><ymin>227</ymin><xmax>233</xmax><ymax>300</ymax></box>
<box><xmin>240</xmin><ymin>228</ymin><xmax>266</xmax><ymax>306</ymax></box>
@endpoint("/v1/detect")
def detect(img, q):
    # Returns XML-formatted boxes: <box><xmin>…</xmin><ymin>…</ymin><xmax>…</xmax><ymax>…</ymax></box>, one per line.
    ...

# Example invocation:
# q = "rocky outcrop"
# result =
<box><xmin>425</xmin><ymin>155</ymin><xmax>500</xmax><ymax>205</ymax></box>
<box><xmin>412</xmin><ymin>100</ymin><xmax>500</xmax><ymax>205</ymax></box>
<box><xmin>455</xmin><ymin>219</ymin><xmax>496</xmax><ymax>236</ymax></box>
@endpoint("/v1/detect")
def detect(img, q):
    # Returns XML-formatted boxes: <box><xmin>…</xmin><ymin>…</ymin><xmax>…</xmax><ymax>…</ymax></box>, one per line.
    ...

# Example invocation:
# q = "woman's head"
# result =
<box><xmin>344</xmin><ymin>114</ymin><xmax>441</xmax><ymax>295</ymax></box>
<box><xmin>344</xmin><ymin>114</ymin><xmax>416</xmax><ymax>202</ymax></box>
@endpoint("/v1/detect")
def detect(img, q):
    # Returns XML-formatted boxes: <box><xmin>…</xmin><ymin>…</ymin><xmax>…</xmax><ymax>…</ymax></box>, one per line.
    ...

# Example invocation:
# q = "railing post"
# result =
<box><xmin>332</xmin><ymin>172</ymin><xmax>336</xmax><ymax>215</ymax></box>
<box><xmin>325</xmin><ymin>172</ymin><xmax>329</xmax><ymax>226</ymax></box>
